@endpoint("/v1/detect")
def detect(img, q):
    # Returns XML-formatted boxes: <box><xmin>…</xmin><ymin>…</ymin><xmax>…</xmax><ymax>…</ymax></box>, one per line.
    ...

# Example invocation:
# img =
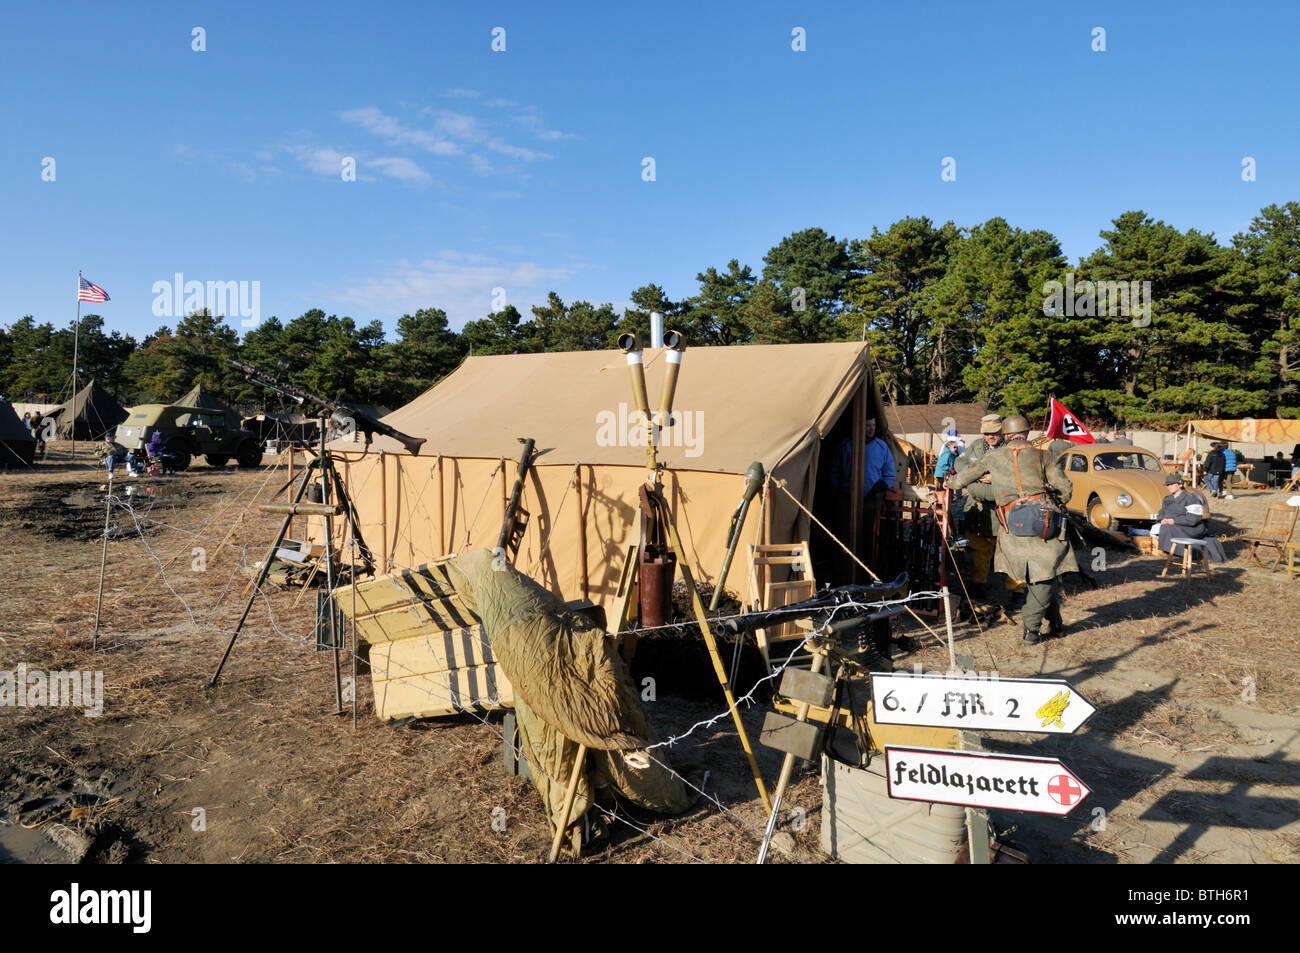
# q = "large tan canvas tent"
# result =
<box><xmin>327</xmin><ymin>342</ymin><xmax>895</xmax><ymax>617</ymax></box>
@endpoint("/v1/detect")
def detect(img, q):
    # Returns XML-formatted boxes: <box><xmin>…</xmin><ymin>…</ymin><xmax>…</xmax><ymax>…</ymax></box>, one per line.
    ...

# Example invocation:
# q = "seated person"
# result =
<box><xmin>102</xmin><ymin>437</ymin><xmax>136</xmax><ymax>477</ymax></box>
<box><xmin>145</xmin><ymin>431</ymin><xmax>172</xmax><ymax>471</ymax></box>
<box><xmin>1151</xmin><ymin>473</ymin><xmax>1223</xmax><ymax>562</ymax></box>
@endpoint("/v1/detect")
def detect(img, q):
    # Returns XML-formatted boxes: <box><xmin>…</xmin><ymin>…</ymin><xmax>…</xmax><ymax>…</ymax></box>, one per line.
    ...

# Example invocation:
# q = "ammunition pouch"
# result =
<box><xmin>1000</xmin><ymin>495</ymin><xmax>1062</xmax><ymax>540</ymax></box>
<box><xmin>1001</xmin><ymin>449</ymin><xmax>1064</xmax><ymax>540</ymax></box>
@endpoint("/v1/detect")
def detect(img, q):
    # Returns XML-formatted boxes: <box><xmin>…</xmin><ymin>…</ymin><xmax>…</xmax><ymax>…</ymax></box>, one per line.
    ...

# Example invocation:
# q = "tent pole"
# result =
<box><xmin>547</xmin><ymin>743</ymin><xmax>587</xmax><ymax>863</ymax></box>
<box><xmin>574</xmin><ymin>465</ymin><xmax>588</xmax><ymax>599</ymax></box>
<box><xmin>436</xmin><ymin>454</ymin><xmax>445</xmax><ymax>557</ymax></box>
<box><xmin>659</xmin><ymin>497</ymin><xmax>772</xmax><ymax>813</ymax></box>
<box><xmin>379</xmin><ymin>450</ymin><xmax>388</xmax><ymax>572</ymax></box>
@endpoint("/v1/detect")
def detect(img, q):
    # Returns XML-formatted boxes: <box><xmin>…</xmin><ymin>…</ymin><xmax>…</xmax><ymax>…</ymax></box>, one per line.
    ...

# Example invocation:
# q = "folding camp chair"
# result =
<box><xmin>1241</xmin><ymin>503</ymin><xmax>1299</xmax><ymax>570</ymax></box>
<box><xmin>746</xmin><ymin>542</ymin><xmax>817</xmax><ymax>674</ymax></box>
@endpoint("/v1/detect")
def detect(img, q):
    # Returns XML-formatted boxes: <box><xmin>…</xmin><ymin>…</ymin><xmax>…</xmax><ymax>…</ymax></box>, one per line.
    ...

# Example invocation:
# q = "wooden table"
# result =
<box><xmin>1287</xmin><ymin>542</ymin><xmax>1300</xmax><ymax>581</ymax></box>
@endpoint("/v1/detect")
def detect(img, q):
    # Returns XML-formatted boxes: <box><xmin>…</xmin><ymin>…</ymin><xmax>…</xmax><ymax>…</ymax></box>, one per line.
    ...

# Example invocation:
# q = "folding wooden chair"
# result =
<box><xmin>1241</xmin><ymin>503</ymin><xmax>1299</xmax><ymax>570</ymax></box>
<box><xmin>746</xmin><ymin>542</ymin><xmax>816</xmax><ymax>674</ymax></box>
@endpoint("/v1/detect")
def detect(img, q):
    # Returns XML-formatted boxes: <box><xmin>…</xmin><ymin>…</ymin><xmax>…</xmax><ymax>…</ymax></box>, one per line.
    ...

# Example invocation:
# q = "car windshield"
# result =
<box><xmin>1092</xmin><ymin>452</ymin><xmax>1160</xmax><ymax>471</ymax></box>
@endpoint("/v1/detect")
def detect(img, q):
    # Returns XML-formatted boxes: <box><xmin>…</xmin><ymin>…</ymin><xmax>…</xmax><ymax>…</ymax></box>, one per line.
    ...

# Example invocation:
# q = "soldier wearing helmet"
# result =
<box><xmin>951</xmin><ymin>413</ymin><xmax>1073</xmax><ymax>645</ymax></box>
<box><xmin>948</xmin><ymin>414</ymin><xmax>1024</xmax><ymax>609</ymax></box>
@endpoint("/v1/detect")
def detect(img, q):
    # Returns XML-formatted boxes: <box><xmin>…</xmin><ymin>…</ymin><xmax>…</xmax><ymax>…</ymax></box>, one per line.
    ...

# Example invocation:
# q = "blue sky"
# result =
<box><xmin>3</xmin><ymin>1</ymin><xmax>1298</xmax><ymax>342</ymax></box>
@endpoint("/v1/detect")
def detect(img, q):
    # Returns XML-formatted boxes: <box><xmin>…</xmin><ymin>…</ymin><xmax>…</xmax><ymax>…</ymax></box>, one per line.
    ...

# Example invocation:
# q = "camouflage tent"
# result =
<box><xmin>53</xmin><ymin>380</ymin><xmax>127</xmax><ymax>440</ymax></box>
<box><xmin>0</xmin><ymin>399</ymin><xmax>36</xmax><ymax>468</ymax></box>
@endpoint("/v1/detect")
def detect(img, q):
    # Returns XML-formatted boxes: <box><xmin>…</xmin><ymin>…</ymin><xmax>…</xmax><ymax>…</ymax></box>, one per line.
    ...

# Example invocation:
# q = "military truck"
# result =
<box><xmin>115</xmin><ymin>404</ymin><xmax>264</xmax><ymax>470</ymax></box>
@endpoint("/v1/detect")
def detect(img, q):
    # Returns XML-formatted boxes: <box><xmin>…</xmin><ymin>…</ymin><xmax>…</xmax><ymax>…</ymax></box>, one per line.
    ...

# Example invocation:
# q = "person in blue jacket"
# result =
<box><xmin>934</xmin><ymin>431</ymin><xmax>962</xmax><ymax>482</ymax></box>
<box><xmin>1221</xmin><ymin>444</ymin><xmax>1238</xmax><ymax>499</ymax></box>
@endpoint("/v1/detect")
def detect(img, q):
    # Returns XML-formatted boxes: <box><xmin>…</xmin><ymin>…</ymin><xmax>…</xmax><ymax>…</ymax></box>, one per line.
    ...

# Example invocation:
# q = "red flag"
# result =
<box><xmin>1045</xmin><ymin>398</ymin><xmax>1095</xmax><ymax>444</ymax></box>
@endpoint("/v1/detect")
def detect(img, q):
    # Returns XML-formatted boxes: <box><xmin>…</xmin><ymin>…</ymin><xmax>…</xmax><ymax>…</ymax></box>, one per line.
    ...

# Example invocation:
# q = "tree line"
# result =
<box><xmin>3</xmin><ymin>203</ymin><xmax>1297</xmax><ymax>428</ymax></box>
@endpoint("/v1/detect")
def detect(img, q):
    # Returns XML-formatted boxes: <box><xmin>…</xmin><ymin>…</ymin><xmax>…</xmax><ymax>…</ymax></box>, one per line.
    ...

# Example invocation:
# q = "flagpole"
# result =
<box><xmin>72</xmin><ymin>270</ymin><xmax>82</xmax><ymax>465</ymax></box>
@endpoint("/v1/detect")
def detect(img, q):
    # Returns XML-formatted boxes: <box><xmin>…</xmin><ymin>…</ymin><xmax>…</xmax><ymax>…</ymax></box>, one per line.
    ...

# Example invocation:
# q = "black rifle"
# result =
<box><xmin>226</xmin><ymin>358</ymin><xmax>426</xmax><ymax>455</ymax></box>
<box><xmin>496</xmin><ymin>438</ymin><xmax>538</xmax><ymax>561</ymax></box>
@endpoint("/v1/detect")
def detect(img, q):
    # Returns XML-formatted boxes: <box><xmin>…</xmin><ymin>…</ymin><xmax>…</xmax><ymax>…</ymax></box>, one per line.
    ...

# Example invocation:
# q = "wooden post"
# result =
<box><xmin>379</xmin><ymin>451</ymin><xmax>389</xmax><ymax>573</ymax></box>
<box><xmin>849</xmin><ymin>385</ymin><xmax>866</xmax><ymax>583</ymax></box>
<box><xmin>286</xmin><ymin>448</ymin><xmax>295</xmax><ymax>540</ymax></box>
<box><xmin>574</xmin><ymin>464</ymin><xmax>588</xmax><ymax>599</ymax></box>
<box><xmin>500</xmin><ymin>457</ymin><xmax>509</xmax><ymax>539</ymax></box>
<box><xmin>436</xmin><ymin>454</ymin><xmax>445</xmax><ymax>557</ymax></box>
<box><xmin>393</xmin><ymin>458</ymin><xmax>403</xmax><ymax>567</ymax></box>
<box><xmin>548</xmin><ymin>743</ymin><xmax>587</xmax><ymax>864</ymax></box>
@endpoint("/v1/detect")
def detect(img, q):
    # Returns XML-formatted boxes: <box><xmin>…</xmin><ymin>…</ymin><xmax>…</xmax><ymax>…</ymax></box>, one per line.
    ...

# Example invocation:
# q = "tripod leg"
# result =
<box><xmin>657</xmin><ymin>495</ymin><xmax>771</xmax><ymax>813</ymax></box>
<box><xmin>209</xmin><ymin>459</ymin><xmax>319</xmax><ymax>686</ymax></box>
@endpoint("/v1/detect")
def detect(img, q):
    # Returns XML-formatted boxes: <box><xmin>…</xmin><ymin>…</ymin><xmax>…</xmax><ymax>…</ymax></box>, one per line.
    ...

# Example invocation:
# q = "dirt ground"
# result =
<box><xmin>1</xmin><ymin>444</ymin><xmax>1297</xmax><ymax>864</ymax></box>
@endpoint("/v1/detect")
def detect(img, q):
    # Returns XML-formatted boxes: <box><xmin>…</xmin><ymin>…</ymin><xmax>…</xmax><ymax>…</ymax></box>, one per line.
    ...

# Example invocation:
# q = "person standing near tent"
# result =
<box><xmin>1221</xmin><ymin>443</ymin><xmax>1238</xmax><ymax>499</ymax></box>
<box><xmin>831</xmin><ymin>417</ymin><xmax>895</xmax><ymax>568</ymax></box>
<box><xmin>951</xmin><ymin>415</ymin><xmax>1073</xmax><ymax>645</ymax></box>
<box><xmin>1203</xmin><ymin>442</ymin><xmax>1225</xmax><ymax>498</ymax></box>
<box><xmin>948</xmin><ymin>414</ymin><xmax>1025</xmax><ymax>606</ymax></box>
<box><xmin>934</xmin><ymin>431</ymin><xmax>962</xmax><ymax>483</ymax></box>
<box><xmin>29</xmin><ymin>411</ymin><xmax>46</xmax><ymax>459</ymax></box>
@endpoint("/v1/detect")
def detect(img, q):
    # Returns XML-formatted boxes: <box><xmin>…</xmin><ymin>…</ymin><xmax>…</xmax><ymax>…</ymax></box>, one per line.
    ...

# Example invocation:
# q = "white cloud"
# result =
<box><xmin>364</xmin><ymin>156</ymin><xmax>433</xmax><ymax>185</ymax></box>
<box><xmin>511</xmin><ymin>112</ymin><xmax>579</xmax><ymax>141</ymax></box>
<box><xmin>339</xmin><ymin>106</ymin><xmax>462</xmax><ymax>156</ymax></box>
<box><xmin>272</xmin><ymin>145</ymin><xmax>431</xmax><ymax>185</ymax></box>
<box><xmin>335</xmin><ymin>252</ymin><xmax>582</xmax><ymax>326</ymax></box>
<box><xmin>289</xmin><ymin>146</ymin><xmax>348</xmax><ymax>177</ymax></box>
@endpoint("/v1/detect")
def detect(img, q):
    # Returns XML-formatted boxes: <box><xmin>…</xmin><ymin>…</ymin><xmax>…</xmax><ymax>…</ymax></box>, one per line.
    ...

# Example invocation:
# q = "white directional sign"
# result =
<box><xmin>885</xmin><ymin>745</ymin><xmax>1092</xmax><ymax>815</ymax></box>
<box><xmin>869</xmin><ymin>672</ymin><xmax>1096</xmax><ymax>734</ymax></box>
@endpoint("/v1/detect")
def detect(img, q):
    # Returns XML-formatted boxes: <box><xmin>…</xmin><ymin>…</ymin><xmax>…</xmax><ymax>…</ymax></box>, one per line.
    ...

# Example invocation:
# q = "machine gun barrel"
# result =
<box><xmin>226</xmin><ymin>358</ymin><xmax>426</xmax><ymax>456</ymax></box>
<box><xmin>715</xmin><ymin>574</ymin><xmax>908</xmax><ymax>637</ymax></box>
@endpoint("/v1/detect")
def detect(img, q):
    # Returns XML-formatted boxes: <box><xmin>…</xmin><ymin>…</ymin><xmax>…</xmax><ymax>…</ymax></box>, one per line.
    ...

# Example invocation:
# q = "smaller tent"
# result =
<box><xmin>175</xmin><ymin>384</ymin><xmax>244</xmax><ymax>431</ymax></box>
<box><xmin>53</xmin><ymin>380</ymin><xmax>128</xmax><ymax>440</ymax></box>
<box><xmin>0</xmin><ymin>400</ymin><xmax>36</xmax><ymax>468</ymax></box>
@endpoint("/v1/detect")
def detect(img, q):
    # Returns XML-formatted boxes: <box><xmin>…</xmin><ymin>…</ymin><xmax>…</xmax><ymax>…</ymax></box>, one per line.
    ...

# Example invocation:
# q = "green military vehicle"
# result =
<box><xmin>115</xmin><ymin>403</ymin><xmax>264</xmax><ymax>470</ymax></box>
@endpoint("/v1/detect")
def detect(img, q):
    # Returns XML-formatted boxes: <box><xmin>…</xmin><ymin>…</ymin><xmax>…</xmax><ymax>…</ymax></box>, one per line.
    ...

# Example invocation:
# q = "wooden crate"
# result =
<box><xmin>339</xmin><ymin>563</ymin><xmax>515</xmax><ymax>720</ymax></box>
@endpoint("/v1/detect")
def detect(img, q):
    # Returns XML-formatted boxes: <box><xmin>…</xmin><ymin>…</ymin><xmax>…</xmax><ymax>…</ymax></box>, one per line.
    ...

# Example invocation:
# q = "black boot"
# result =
<box><xmin>969</xmin><ymin>581</ymin><xmax>988</xmax><ymax>601</ymax></box>
<box><xmin>1045</xmin><ymin>605</ymin><xmax>1065</xmax><ymax>639</ymax></box>
<box><xmin>1022</xmin><ymin>626</ymin><xmax>1041</xmax><ymax>645</ymax></box>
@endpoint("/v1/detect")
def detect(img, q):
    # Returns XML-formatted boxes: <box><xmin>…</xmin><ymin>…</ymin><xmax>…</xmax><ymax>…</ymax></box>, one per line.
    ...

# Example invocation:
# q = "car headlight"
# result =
<box><xmin>1116</xmin><ymin>493</ymin><xmax>1132</xmax><ymax>507</ymax></box>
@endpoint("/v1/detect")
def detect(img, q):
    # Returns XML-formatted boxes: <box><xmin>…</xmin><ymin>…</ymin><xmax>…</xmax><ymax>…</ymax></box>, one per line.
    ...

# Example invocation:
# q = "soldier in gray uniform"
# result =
<box><xmin>952</xmin><ymin>415</ymin><xmax>1073</xmax><ymax>645</ymax></box>
<box><xmin>1154</xmin><ymin>473</ymin><xmax>1207</xmax><ymax>552</ymax></box>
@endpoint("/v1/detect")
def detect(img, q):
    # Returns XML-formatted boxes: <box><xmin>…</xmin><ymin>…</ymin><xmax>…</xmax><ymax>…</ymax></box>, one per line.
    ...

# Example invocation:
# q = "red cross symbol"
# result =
<box><xmin>1048</xmin><ymin>774</ymin><xmax>1082</xmax><ymax>806</ymax></box>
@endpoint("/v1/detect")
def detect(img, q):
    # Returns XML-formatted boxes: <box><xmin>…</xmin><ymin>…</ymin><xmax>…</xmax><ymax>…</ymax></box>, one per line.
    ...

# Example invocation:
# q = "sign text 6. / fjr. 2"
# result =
<box><xmin>869</xmin><ymin>672</ymin><xmax>1096</xmax><ymax>734</ymax></box>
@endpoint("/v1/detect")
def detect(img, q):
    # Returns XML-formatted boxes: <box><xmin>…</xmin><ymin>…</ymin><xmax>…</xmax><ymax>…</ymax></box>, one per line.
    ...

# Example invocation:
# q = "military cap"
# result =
<box><xmin>979</xmin><ymin>414</ymin><xmax>1003</xmax><ymax>434</ymax></box>
<box><xmin>1165</xmin><ymin>473</ymin><xmax>1184</xmax><ymax>485</ymax></box>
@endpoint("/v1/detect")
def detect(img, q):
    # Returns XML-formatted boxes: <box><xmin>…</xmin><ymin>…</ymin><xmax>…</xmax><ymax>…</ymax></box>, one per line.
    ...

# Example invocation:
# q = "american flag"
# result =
<box><xmin>78</xmin><ymin>276</ymin><xmax>110</xmax><ymax>302</ymax></box>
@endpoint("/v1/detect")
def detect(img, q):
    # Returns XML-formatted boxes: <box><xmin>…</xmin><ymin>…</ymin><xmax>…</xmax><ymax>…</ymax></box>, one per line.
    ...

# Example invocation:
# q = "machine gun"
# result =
<box><xmin>717</xmin><ymin>574</ymin><xmax>909</xmax><ymax>657</ymax></box>
<box><xmin>226</xmin><ymin>358</ymin><xmax>426</xmax><ymax>456</ymax></box>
